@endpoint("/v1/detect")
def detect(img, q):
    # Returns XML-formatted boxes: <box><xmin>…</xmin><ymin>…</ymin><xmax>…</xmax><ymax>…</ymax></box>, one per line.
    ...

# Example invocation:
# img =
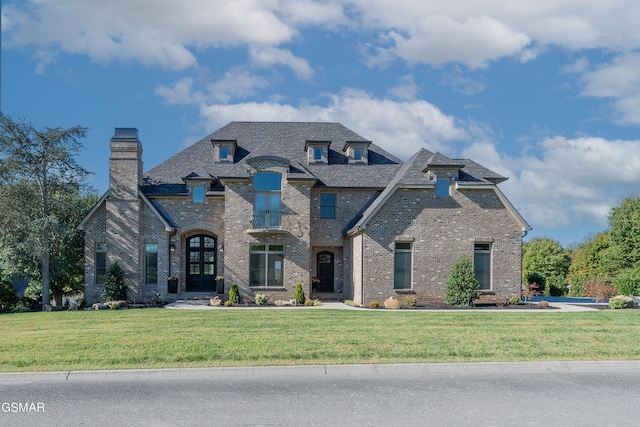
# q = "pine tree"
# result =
<box><xmin>101</xmin><ymin>262</ymin><xmax>127</xmax><ymax>302</ymax></box>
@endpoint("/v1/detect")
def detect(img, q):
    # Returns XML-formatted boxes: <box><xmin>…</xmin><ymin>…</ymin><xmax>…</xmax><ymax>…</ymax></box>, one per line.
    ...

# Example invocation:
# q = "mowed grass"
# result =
<box><xmin>1</xmin><ymin>308</ymin><xmax>639</xmax><ymax>372</ymax></box>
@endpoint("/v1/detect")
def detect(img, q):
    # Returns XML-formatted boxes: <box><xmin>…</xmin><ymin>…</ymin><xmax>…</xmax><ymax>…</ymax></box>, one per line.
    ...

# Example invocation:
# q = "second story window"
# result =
<box><xmin>320</xmin><ymin>193</ymin><xmax>336</xmax><ymax>219</ymax></box>
<box><xmin>193</xmin><ymin>186</ymin><xmax>205</xmax><ymax>203</ymax></box>
<box><xmin>436</xmin><ymin>178</ymin><xmax>450</xmax><ymax>197</ymax></box>
<box><xmin>354</xmin><ymin>148</ymin><xmax>363</xmax><ymax>161</ymax></box>
<box><xmin>313</xmin><ymin>147</ymin><xmax>322</xmax><ymax>161</ymax></box>
<box><xmin>220</xmin><ymin>146</ymin><xmax>228</xmax><ymax>160</ymax></box>
<box><xmin>254</xmin><ymin>172</ymin><xmax>282</xmax><ymax>228</ymax></box>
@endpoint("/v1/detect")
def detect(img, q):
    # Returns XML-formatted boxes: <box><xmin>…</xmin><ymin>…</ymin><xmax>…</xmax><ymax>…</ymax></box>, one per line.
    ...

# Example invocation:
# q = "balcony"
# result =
<box><xmin>247</xmin><ymin>210</ymin><xmax>287</xmax><ymax>234</ymax></box>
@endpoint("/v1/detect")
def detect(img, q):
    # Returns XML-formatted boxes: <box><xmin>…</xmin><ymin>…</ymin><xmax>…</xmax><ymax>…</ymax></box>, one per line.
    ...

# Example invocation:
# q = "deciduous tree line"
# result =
<box><xmin>523</xmin><ymin>197</ymin><xmax>640</xmax><ymax>298</ymax></box>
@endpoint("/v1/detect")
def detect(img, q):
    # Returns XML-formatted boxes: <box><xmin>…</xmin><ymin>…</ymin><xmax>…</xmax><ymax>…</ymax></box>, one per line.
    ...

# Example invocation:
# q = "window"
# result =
<box><xmin>474</xmin><ymin>243</ymin><xmax>492</xmax><ymax>290</ymax></box>
<box><xmin>254</xmin><ymin>172</ymin><xmax>282</xmax><ymax>228</ymax></box>
<box><xmin>436</xmin><ymin>178</ymin><xmax>450</xmax><ymax>197</ymax></box>
<box><xmin>313</xmin><ymin>147</ymin><xmax>322</xmax><ymax>161</ymax></box>
<box><xmin>220</xmin><ymin>146</ymin><xmax>228</xmax><ymax>160</ymax></box>
<box><xmin>193</xmin><ymin>186</ymin><xmax>205</xmax><ymax>203</ymax></box>
<box><xmin>250</xmin><ymin>244</ymin><xmax>284</xmax><ymax>287</ymax></box>
<box><xmin>95</xmin><ymin>243</ymin><xmax>107</xmax><ymax>284</ymax></box>
<box><xmin>320</xmin><ymin>193</ymin><xmax>336</xmax><ymax>219</ymax></box>
<box><xmin>394</xmin><ymin>242</ymin><xmax>412</xmax><ymax>289</ymax></box>
<box><xmin>145</xmin><ymin>243</ymin><xmax>158</xmax><ymax>284</ymax></box>
<box><xmin>354</xmin><ymin>148</ymin><xmax>363</xmax><ymax>161</ymax></box>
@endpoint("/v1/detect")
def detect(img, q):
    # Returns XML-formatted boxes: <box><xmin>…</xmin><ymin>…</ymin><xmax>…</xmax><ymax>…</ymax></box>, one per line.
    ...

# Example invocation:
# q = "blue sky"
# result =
<box><xmin>3</xmin><ymin>0</ymin><xmax>640</xmax><ymax>247</ymax></box>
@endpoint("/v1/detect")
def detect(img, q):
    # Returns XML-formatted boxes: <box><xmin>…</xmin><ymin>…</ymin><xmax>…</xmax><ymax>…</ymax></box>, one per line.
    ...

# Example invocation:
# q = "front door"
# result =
<box><xmin>186</xmin><ymin>235</ymin><xmax>217</xmax><ymax>292</ymax></box>
<box><xmin>317</xmin><ymin>251</ymin><xmax>334</xmax><ymax>292</ymax></box>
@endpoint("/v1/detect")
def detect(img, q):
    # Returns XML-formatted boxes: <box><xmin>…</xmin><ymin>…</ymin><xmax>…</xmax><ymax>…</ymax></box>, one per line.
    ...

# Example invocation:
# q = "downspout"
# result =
<box><xmin>359</xmin><ymin>228</ymin><xmax>365</xmax><ymax>307</ymax></box>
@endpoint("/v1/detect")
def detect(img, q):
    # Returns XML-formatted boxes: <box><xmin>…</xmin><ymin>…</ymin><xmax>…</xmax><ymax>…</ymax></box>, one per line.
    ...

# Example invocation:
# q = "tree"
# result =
<box><xmin>608</xmin><ymin>196</ymin><xmax>640</xmax><ymax>271</ymax></box>
<box><xmin>0</xmin><ymin>113</ymin><xmax>90</xmax><ymax>307</ymax></box>
<box><xmin>566</xmin><ymin>232</ymin><xmax>614</xmax><ymax>296</ymax></box>
<box><xmin>101</xmin><ymin>263</ymin><xmax>127</xmax><ymax>302</ymax></box>
<box><xmin>444</xmin><ymin>254</ymin><xmax>480</xmax><ymax>307</ymax></box>
<box><xmin>522</xmin><ymin>238</ymin><xmax>571</xmax><ymax>296</ymax></box>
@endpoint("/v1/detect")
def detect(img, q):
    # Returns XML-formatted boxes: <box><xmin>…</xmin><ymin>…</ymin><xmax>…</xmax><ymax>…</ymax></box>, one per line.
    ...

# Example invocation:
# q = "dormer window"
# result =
<box><xmin>305</xmin><ymin>141</ymin><xmax>330</xmax><ymax>164</ymax></box>
<box><xmin>212</xmin><ymin>139</ymin><xmax>237</xmax><ymax>163</ymax></box>
<box><xmin>344</xmin><ymin>141</ymin><xmax>371</xmax><ymax>164</ymax></box>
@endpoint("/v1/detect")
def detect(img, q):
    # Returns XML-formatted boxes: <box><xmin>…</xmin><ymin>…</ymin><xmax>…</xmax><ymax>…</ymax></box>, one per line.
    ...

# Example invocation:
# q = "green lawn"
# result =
<box><xmin>1</xmin><ymin>308</ymin><xmax>639</xmax><ymax>372</ymax></box>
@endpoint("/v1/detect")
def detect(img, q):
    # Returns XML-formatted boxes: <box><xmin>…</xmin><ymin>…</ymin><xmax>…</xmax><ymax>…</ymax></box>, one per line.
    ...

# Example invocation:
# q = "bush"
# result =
<box><xmin>224</xmin><ymin>300</ymin><xmax>233</xmax><ymax>307</ymax></box>
<box><xmin>101</xmin><ymin>262</ymin><xmax>128</xmax><ymax>302</ymax></box>
<box><xmin>404</xmin><ymin>296</ymin><xmax>418</xmax><ymax>307</ymax></box>
<box><xmin>304</xmin><ymin>298</ymin><xmax>321</xmax><ymax>306</ymax></box>
<box><xmin>613</xmin><ymin>270</ymin><xmax>640</xmax><ymax>296</ymax></box>
<box><xmin>255</xmin><ymin>293</ymin><xmax>268</xmax><ymax>305</ymax></box>
<box><xmin>369</xmin><ymin>301</ymin><xmax>379</xmax><ymax>309</ymax></box>
<box><xmin>0</xmin><ymin>281</ymin><xmax>19</xmax><ymax>314</ymax></box>
<box><xmin>538</xmin><ymin>300</ymin><xmax>549</xmax><ymax>308</ymax></box>
<box><xmin>583</xmin><ymin>280</ymin><xmax>618</xmax><ymax>299</ymax></box>
<box><xmin>109</xmin><ymin>302</ymin><xmax>121</xmax><ymax>310</ymax></box>
<box><xmin>608</xmin><ymin>295</ymin><xmax>629</xmax><ymax>309</ymax></box>
<box><xmin>507</xmin><ymin>295</ymin><xmax>522</xmax><ymax>305</ymax></box>
<box><xmin>293</xmin><ymin>282</ymin><xmax>306</xmax><ymax>305</ymax></box>
<box><xmin>228</xmin><ymin>284</ymin><xmax>240</xmax><ymax>304</ymax></box>
<box><xmin>444</xmin><ymin>255</ymin><xmax>480</xmax><ymax>307</ymax></box>
<box><xmin>343</xmin><ymin>299</ymin><xmax>358</xmax><ymax>307</ymax></box>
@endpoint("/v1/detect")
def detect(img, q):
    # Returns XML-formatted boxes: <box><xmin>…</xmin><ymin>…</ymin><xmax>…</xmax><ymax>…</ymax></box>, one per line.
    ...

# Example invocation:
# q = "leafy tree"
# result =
<box><xmin>101</xmin><ymin>262</ymin><xmax>127</xmax><ymax>302</ymax></box>
<box><xmin>444</xmin><ymin>254</ymin><xmax>480</xmax><ymax>307</ymax></box>
<box><xmin>0</xmin><ymin>279</ymin><xmax>19</xmax><ymax>314</ymax></box>
<box><xmin>566</xmin><ymin>232</ymin><xmax>614</xmax><ymax>296</ymax></box>
<box><xmin>0</xmin><ymin>113</ymin><xmax>90</xmax><ymax>307</ymax></box>
<box><xmin>522</xmin><ymin>238</ymin><xmax>571</xmax><ymax>296</ymax></box>
<box><xmin>608</xmin><ymin>196</ymin><xmax>640</xmax><ymax>271</ymax></box>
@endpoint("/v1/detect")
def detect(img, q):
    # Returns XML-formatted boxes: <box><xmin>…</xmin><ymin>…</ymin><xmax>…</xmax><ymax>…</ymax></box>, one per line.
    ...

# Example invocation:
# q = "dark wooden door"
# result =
<box><xmin>317</xmin><ymin>251</ymin><xmax>334</xmax><ymax>292</ymax></box>
<box><xmin>186</xmin><ymin>235</ymin><xmax>216</xmax><ymax>292</ymax></box>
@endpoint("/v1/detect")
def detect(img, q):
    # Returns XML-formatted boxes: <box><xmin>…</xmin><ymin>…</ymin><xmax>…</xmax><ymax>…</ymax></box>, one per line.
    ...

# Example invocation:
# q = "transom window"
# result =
<box><xmin>254</xmin><ymin>172</ymin><xmax>282</xmax><ymax>228</ymax></box>
<box><xmin>320</xmin><ymin>193</ymin><xmax>336</xmax><ymax>219</ymax></box>
<box><xmin>250</xmin><ymin>244</ymin><xmax>284</xmax><ymax>287</ymax></box>
<box><xmin>474</xmin><ymin>243</ymin><xmax>492</xmax><ymax>290</ymax></box>
<box><xmin>394</xmin><ymin>242</ymin><xmax>412</xmax><ymax>289</ymax></box>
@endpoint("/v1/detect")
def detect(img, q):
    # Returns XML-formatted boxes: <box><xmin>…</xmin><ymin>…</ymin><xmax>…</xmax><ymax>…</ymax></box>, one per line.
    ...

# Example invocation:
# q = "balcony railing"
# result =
<box><xmin>250</xmin><ymin>210</ymin><xmax>282</xmax><ymax>229</ymax></box>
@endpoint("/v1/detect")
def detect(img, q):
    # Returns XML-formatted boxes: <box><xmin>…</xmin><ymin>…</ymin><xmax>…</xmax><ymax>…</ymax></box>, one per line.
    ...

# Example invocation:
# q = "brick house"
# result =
<box><xmin>78</xmin><ymin>122</ymin><xmax>530</xmax><ymax>306</ymax></box>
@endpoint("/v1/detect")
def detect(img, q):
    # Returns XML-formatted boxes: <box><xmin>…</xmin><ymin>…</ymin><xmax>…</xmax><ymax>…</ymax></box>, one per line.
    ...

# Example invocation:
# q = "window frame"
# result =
<box><xmin>474</xmin><ymin>243</ymin><xmax>492</xmax><ymax>290</ymax></box>
<box><xmin>320</xmin><ymin>193</ymin><xmax>336</xmax><ymax>219</ymax></box>
<box><xmin>249</xmin><ymin>244</ymin><xmax>284</xmax><ymax>287</ymax></box>
<box><xmin>219</xmin><ymin>146</ymin><xmax>229</xmax><ymax>160</ymax></box>
<box><xmin>393</xmin><ymin>241</ymin><xmax>412</xmax><ymax>290</ymax></box>
<box><xmin>95</xmin><ymin>243</ymin><xmax>107</xmax><ymax>285</ymax></box>
<box><xmin>313</xmin><ymin>147</ymin><xmax>323</xmax><ymax>161</ymax></box>
<box><xmin>193</xmin><ymin>186</ymin><xmax>205</xmax><ymax>203</ymax></box>
<box><xmin>145</xmin><ymin>243</ymin><xmax>158</xmax><ymax>285</ymax></box>
<box><xmin>253</xmin><ymin>172</ymin><xmax>282</xmax><ymax>228</ymax></box>
<box><xmin>353</xmin><ymin>147</ymin><xmax>363</xmax><ymax>161</ymax></box>
<box><xmin>436</xmin><ymin>178</ymin><xmax>451</xmax><ymax>198</ymax></box>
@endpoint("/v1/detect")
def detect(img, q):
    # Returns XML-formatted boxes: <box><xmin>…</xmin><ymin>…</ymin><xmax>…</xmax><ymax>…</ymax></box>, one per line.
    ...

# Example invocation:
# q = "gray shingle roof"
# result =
<box><xmin>142</xmin><ymin>122</ymin><xmax>506</xmax><ymax>194</ymax></box>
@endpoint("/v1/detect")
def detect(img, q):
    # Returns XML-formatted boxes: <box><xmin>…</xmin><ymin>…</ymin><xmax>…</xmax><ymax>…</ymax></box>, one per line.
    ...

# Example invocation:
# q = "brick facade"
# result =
<box><xmin>80</xmin><ymin>123</ymin><xmax>529</xmax><ymax>306</ymax></box>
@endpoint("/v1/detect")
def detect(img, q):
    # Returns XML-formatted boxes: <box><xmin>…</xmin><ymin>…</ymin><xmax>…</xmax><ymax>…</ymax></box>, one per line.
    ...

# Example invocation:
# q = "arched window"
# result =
<box><xmin>253</xmin><ymin>172</ymin><xmax>282</xmax><ymax>228</ymax></box>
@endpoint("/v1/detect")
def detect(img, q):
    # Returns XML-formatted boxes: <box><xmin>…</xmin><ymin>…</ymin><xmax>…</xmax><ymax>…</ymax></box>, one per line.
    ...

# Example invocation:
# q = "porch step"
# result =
<box><xmin>313</xmin><ymin>292</ymin><xmax>344</xmax><ymax>302</ymax></box>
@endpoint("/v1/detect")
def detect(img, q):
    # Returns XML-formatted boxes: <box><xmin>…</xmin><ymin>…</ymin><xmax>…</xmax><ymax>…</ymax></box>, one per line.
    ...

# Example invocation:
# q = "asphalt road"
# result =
<box><xmin>1</xmin><ymin>361</ymin><xmax>639</xmax><ymax>426</ymax></box>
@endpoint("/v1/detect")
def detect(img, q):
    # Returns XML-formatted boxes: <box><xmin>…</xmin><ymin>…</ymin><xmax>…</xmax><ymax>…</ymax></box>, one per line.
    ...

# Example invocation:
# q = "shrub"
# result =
<box><xmin>12</xmin><ymin>302</ymin><xmax>29</xmax><ymax>313</ymax></box>
<box><xmin>343</xmin><ymin>299</ymin><xmax>358</xmax><ymax>307</ymax></box>
<box><xmin>293</xmin><ymin>282</ymin><xmax>306</xmax><ymax>305</ymax></box>
<box><xmin>444</xmin><ymin>255</ymin><xmax>480</xmax><ymax>307</ymax></box>
<box><xmin>508</xmin><ymin>295</ymin><xmax>522</xmax><ymax>305</ymax></box>
<box><xmin>369</xmin><ymin>301</ymin><xmax>379</xmax><ymax>309</ymax></box>
<box><xmin>109</xmin><ymin>302</ymin><xmax>121</xmax><ymax>310</ymax></box>
<box><xmin>613</xmin><ymin>270</ymin><xmax>640</xmax><ymax>296</ymax></box>
<box><xmin>224</xmin><ymin>300</ymin><xmax>233</xmax><ymax>307</ymax></box>
<box><xmin>101</xmin><ymin>262</ymin><xmax>128</xmax><ymax>302</ymax></box>
<box><xmin>404</xmin><ymin>296</ymin><xmax>418</xmax><ymax>307</ymax></box>
<box><xmin>228</xmin><ymin>283</ymin><xmax>240</xmax><ymax>304</ymax></box>
<box><xmin>0</xmin><ymin>280</ymin><xmax>19</xmax><ymax>314</ymax></box>
<box><xmin>608</xmin><ymin>295</ymin><xmax>629</xmax><ymax>309</ymax></box>
<box><xmin>304</xmin><ymin>298</ymin><xmax>321</xmax><ymax>306</ymax></box>
<box><xmin>538</xmin><ymin>300</ymin><xmax>549</xmax><ymax>308</ymax></box>
<box><xmin>255</xmin><ymin>293</ymin><xmax>268</xmax><ymax>305</ymax></box>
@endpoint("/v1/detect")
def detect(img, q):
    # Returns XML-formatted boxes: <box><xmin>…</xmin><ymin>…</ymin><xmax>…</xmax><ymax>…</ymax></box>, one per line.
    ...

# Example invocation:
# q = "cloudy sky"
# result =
<box><xmin>3</xmin><ymin>0</ymin><xmax>640</xmax><ymax>246</ymax></box>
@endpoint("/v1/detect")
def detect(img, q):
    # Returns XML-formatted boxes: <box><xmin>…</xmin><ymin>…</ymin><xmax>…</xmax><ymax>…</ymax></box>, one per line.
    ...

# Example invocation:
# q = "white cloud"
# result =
<box><xmin>249</xmin><ymin>47</ymin><xmax>314</xmax><ymax>80</ymax></box>
<box><xmin>387</xmin><ymin>75</ymin><xmax>420</xmax><ymax>100</ymax></box>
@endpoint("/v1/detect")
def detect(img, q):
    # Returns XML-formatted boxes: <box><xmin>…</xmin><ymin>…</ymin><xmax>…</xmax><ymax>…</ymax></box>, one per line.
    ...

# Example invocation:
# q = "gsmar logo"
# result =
<box><xmin>2</xmin><ymin>402</ymin><xmax>45</xmax><ymax>413</ymax></box>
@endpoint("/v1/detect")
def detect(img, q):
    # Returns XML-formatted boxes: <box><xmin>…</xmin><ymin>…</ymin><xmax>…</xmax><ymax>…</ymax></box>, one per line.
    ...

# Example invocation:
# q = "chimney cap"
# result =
<box><xmin>111</xmin><ymin>128</ymin><xmax>139</xmax><ymax>141</ymax></box>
